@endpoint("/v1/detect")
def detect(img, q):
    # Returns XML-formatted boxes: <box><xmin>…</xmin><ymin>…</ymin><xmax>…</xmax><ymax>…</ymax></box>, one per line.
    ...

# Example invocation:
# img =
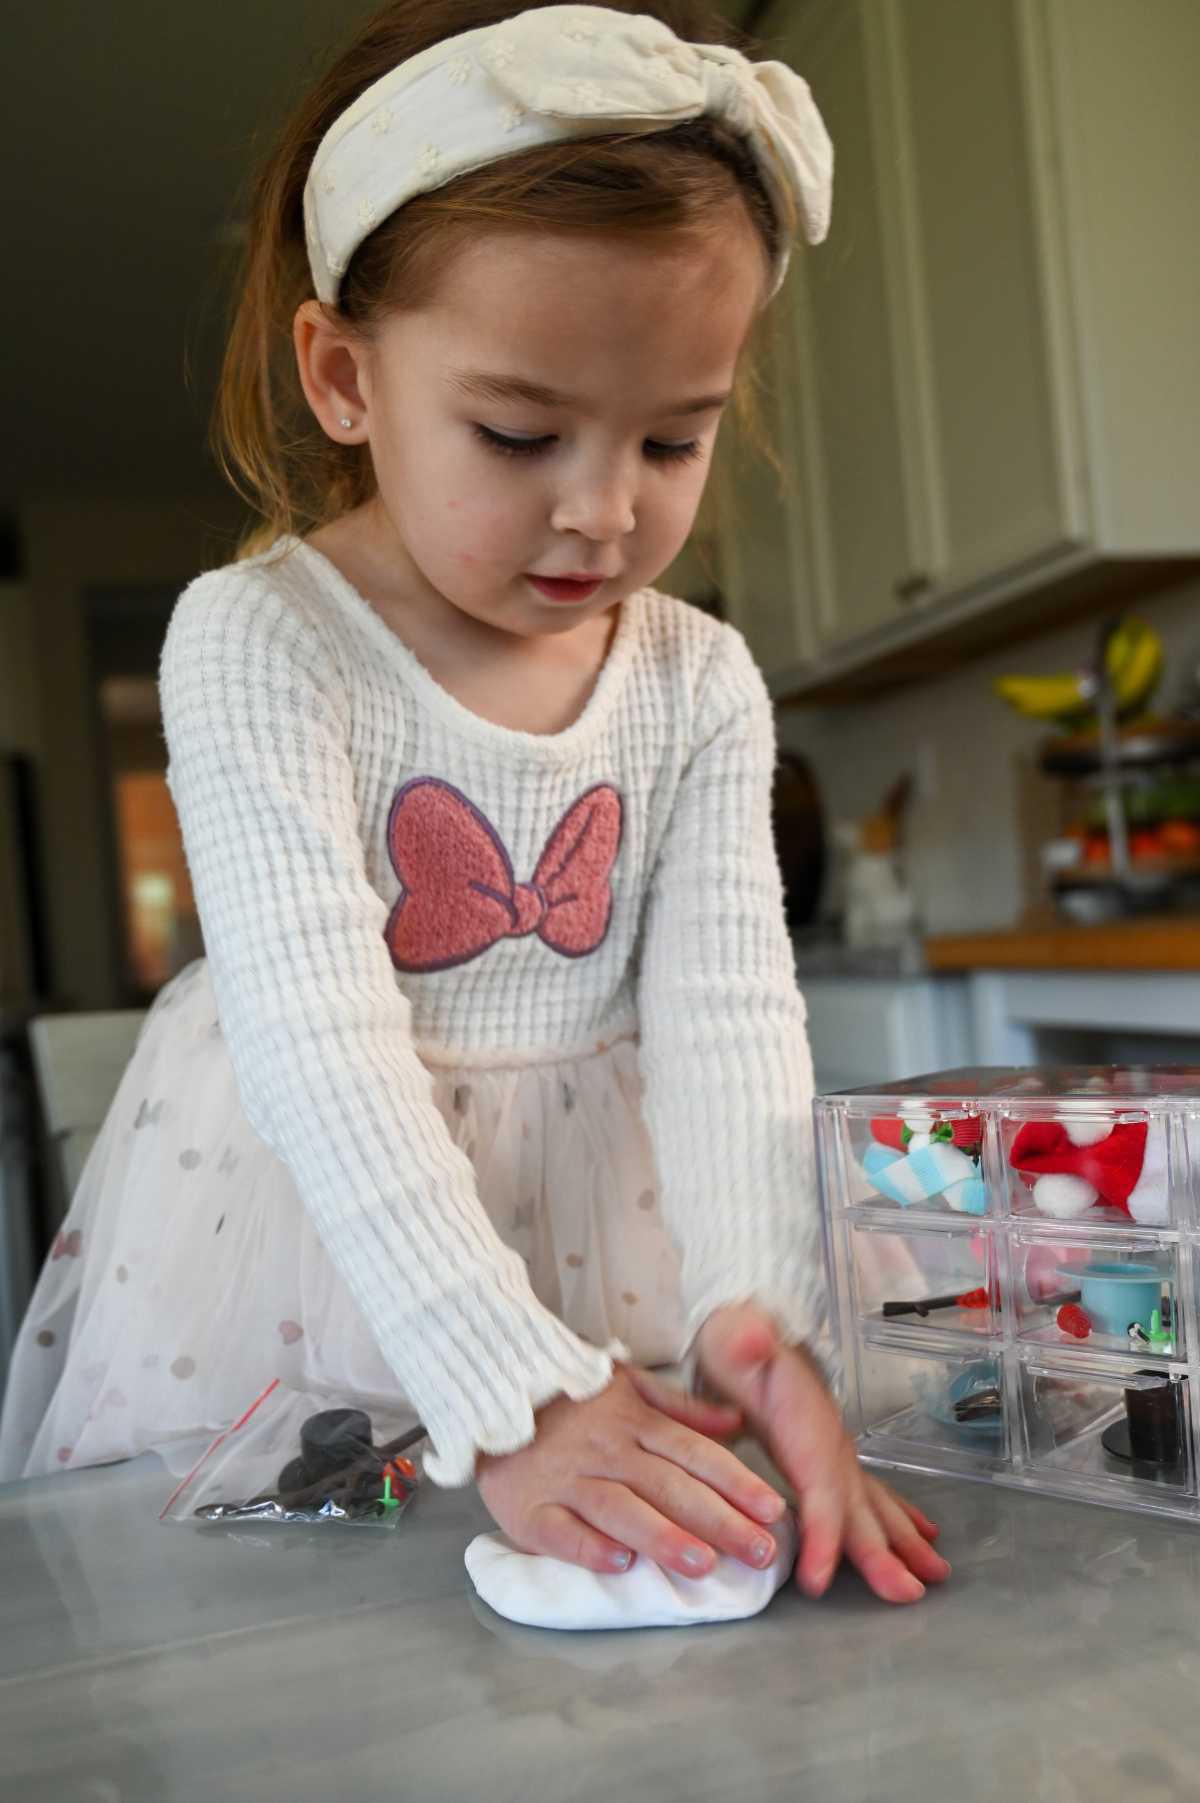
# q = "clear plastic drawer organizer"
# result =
<box><xmin>816</xmin><ymin>1066</ymin><xmax>1200</xmax><ymax>1522</ymax></box>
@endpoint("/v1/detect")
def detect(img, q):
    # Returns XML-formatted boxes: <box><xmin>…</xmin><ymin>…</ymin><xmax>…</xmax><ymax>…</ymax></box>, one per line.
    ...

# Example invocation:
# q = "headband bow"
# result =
<box><xmin>304</xmin><ymin>4</ymin><xmax>832</xmax><ymax>304</ymax></box>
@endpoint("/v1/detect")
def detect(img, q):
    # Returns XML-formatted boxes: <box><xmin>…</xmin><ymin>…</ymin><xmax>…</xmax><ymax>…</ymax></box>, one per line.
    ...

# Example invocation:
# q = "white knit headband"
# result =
<box><xmin>303</xmin><ymin>3</ymin><xmax>833</xmax><ymax>305</ymax></box>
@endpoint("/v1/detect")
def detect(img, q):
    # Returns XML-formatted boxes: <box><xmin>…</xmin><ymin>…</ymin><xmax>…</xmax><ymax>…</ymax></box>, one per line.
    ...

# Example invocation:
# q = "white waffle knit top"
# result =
<box><xmin>159</xmin><ymin>536</ymin><xmax>821</xmax><ymax>1485</ymax></box>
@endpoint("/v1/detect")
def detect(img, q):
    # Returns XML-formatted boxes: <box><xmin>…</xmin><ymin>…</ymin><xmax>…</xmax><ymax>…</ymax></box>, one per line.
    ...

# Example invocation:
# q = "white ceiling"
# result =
<box><xmin>4</xmin><ymin>2</ymin><xmax>756</xmax><ymax>522</ymax></box>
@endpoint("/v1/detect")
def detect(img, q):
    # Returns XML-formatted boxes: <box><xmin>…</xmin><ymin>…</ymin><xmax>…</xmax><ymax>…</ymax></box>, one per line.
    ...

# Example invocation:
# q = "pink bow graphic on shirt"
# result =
<box><xmin>384</xmin><ymin>778</ymin><xmax>623</xmax><ymax>973</ymax></box>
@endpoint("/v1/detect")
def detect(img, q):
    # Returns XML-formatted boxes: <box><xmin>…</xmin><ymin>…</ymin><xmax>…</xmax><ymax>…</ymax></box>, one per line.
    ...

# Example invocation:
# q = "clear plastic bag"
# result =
<box><xmin>160</xmin><ymin>1380</ymin><xmax>424</xmax><ymax>1527</ymax></box>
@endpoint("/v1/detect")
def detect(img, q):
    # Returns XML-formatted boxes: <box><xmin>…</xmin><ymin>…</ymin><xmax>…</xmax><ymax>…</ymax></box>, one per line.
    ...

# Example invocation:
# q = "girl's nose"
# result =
<box><xmin>550</xmin><ymin>466</ymin><xmax>637</xmax><ymax>542</ymax></box>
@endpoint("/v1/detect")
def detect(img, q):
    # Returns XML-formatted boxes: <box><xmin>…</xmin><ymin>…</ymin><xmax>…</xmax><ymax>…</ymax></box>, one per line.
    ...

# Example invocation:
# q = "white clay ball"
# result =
<box><xmin>903</xmin><ymin>1113</ymin><xmax>934</xmax><ymax>1135</ymax></box>
<box><xmin>1033</xmin><ymin>1174</ymin><xmax>1099</xmax><ymax>1219</ymax></box>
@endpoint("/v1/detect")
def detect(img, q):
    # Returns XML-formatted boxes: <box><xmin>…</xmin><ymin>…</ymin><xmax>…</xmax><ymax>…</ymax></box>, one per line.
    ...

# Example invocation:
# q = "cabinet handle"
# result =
<box><xmin>894</xmin><ymin>571</ymin><xmax>932</xmax><ymax>602</ymax></box>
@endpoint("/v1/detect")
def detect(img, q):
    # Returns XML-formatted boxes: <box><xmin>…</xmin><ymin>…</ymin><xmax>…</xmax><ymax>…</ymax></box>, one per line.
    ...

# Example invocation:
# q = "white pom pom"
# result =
<box><xmin>1033</xmin><ymin>1174</ymin><xmax>1099</xmax><ymax>1219</ymax></box>
<box><xmin>903</xmin><ymin>1113</ymin><xmax>934</xmax><ymax>1135</ymax></box>
<box><xmin>1061</xmin><ymin>1116</ymin><xmax>1111</xmax><ymax>1148</ymax></box>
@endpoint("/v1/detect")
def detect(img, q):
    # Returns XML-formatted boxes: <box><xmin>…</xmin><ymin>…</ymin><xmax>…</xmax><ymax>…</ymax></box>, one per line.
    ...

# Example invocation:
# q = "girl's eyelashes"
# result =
<box><xmin>472</xmin><ymin>425</ymin><xmax>704</xmax><ymax>466</ymax></box>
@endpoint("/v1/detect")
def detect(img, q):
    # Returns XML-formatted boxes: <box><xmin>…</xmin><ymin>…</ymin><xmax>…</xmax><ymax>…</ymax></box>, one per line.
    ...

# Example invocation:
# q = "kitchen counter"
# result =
<box><xmin>6</xmin><ymin>1453</ymin><xmax>1200</xmax><ymax>1800</ymax></box>
<box><xmin>791</xmin><ymin>933</ymin><xmax>927</xmax><ymax>980</ymax></box>
<box><xmin>926</xmin><ymin>914</ymin><xmax>1200</xmax><ymax>971</ymax></box>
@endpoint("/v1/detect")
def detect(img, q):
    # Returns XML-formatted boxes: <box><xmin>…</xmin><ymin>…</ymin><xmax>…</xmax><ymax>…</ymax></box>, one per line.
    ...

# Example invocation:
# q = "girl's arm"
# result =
<box><xmin>159</xmin><ymin>567</ymin><xmax>616</xmax><ymax>1486</ymax></box>
<box><xmin>637</xmin><ymin>625</ymin><xmax>950</xmax><ymax>1604</ymax></box>
<box><xmin>636</xmin><ymin>621</ymin><xmax>830</xmax><ymax>1371</ymax></box>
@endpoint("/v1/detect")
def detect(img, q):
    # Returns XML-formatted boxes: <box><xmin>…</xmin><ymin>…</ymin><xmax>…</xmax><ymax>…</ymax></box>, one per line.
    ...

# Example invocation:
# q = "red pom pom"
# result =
<box><xmin>869</xmin><ymin>1117</ymin><xmax>908</xmax><ymax>1151</ymax></box>
<box><xmin>1056</xmin><ymin>1303</ymin><xmax>1091</xmax><ymax>1339</ymax></box>
<box><xmin>956</xmin><ymin>1287</ymin><xmax>989</xmax><ymax>1310</ymax></box>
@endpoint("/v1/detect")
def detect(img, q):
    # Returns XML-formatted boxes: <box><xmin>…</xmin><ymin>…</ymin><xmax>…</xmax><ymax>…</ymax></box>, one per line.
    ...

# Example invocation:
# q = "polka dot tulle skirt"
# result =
<box><xmin>0</xmin><ymin>958</ymin><xmax>684</xmax><ymax>1482</ymax></box>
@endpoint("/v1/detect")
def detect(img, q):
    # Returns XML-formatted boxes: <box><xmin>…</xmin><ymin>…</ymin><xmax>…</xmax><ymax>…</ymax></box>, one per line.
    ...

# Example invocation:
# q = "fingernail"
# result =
<box><xmin>903</xmin><ymin>1577</ymin><xmax>925</xmax><ymax>1601</ymax></box>
<box><xmin>754</xmin><ymin>1492</ymin><xmax>787</xmax><ymax>1523</ymax></box>
<box><xmin>681</xmin><ymin>1546</ymin><xmax>712</xmax><ymax>1573</ymax></box>
<box><xmin>608</xmin><ymin>1550</ymin><xmax>632</xmax><ymax>1572</ymax></box>
<box><xmin>751</xmin><ymin>1537</ymin><xmax>776</xmax><ymax>1567</ymax></box>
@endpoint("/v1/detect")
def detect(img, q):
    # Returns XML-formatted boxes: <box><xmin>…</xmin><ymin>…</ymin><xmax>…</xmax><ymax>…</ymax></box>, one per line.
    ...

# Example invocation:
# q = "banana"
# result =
<box><xmin>994</xmin><ymin>617</ymin><xmax>1163</xmax><ymax>725</ymax></box>
<box><xmin>993</xmin><ymin>672</ymin><xmax>1092</xmax><ymax>722</ymax></box>
<box><xmin>1109</xmin><ymin>618</ymin><xmax>1162</xmax><ymax>715</ymax></box>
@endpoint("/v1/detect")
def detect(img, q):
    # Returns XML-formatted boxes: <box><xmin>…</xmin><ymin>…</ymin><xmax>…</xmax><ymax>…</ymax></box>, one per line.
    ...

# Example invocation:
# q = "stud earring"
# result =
<box><xmin>338</xmin><ymin>416</ymin><xmax>353</xmax><ymax>430</ymax></box>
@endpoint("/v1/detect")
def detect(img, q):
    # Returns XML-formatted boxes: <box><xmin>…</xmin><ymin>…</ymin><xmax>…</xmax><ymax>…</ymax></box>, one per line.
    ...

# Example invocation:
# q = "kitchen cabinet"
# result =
<box><xmin>704</xmin><ymin>331</ymin><xmax>817</xmax><ymax>674</ymax></box>
<box><xmin>801</xmin><ymin>973</ymin><xmax>972</xmax><ymax>1094</ymax></box>
<box><xmin>719</xmin><ymin>0</ymin><xmax>1200</xmax><ymax>694</ymax></box>
<box><xmin>962</xmin><ymin>968</ymin><xmax>1200</xmax><ymax>1068</ymax></box>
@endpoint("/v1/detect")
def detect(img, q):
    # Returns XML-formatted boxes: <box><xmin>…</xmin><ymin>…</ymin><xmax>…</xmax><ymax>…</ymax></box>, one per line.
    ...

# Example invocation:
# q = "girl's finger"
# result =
<box><xmin>866</xmin><ymin>1475</ymin><xmax>941</xmax><ymax>1544</ymax></box>
<box><xmin>626</xmin><ymin>1367</ymin><xmax>744</xmax><ymax>1440</ymax></box>
<box><xmin>524</xmin><ymin>1503</ymin><xmax>637</xmax><ymax>1576</ymax></box>
<box><xmin>865</xmin><ymin>1481</ymin><xmax>951</xmax><ymax>1586</ymax></box>
<box><xmin>793</xmin><ymin>1461</ymin><xmax>849</xmax><ymax>1598</ymax></box>
<box><xmin>843</xmin><ymin>1490</ymin><xmax>926</xmax><ymax>1605</ymax></box>
<box><xmin>636</xmin><ymin>1411</ymin><xmax>786</xmax><ymax>1527</ymax></box>
<box><xmin>571</xmin><ymin>1477</ymin><xmax>718</xmax><ymax>1580</ymax></box>
<box><xmin>624</xmin><ymin>1452</ymin><xmax>781</xmax><ymax>1571</ymax></box>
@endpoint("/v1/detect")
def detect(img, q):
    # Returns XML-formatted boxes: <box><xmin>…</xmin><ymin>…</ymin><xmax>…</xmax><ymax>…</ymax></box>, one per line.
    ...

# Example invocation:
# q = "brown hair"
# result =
<box><xmin>213</xmin><ymin>0</ymin><xmax>791</xmax><ymax>560</ymax></box>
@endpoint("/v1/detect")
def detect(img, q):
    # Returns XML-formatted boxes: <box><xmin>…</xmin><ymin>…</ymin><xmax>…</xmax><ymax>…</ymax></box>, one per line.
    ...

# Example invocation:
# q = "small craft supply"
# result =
<box><xmin>161</xmin><ymin>1384</ymin><xmax>425</xmax><ymax>1528</ymax></box>
<box><xmin>882</xmin><ymin>1286</ymin><xmax>989</xmax><ymax>1319</ymax></box>
<box><xmin>1009</xmin><ymin>1117</ymin><xmax>1170</xmax><ymax>1224</ymax></box>
<box><xmin>952</xmin><ymin>1385</ymin><xmax>1002</xmax><ymax>1424</ymax></box>
<box><xmin>1147</xmin><ymin>1308</ymin><xmax>1174</xmax><ymax>1352</ymax></box>
<box><xmin>465</xmin><ymin>1511</ymin><xmax>798</xmax><ymax>1631</ymax></box>
<box><xmin>921</xmin><ymin>1361</ymin><xmax>1004</xmax><ymax>1442</ymax></box>
<box><xmin>863</xmin><ymin>1115</ymin><xmax>987</xmax><ymax>1215</ymax></box>
<box><xmin>1057</xmin><ymin>1261</ymin><xmax>1162</xmax><ymax>1336</ymax></box>
<box><xmin>1101</xmin><ymin>1371</ymin><xmax>1186</xmax><ymax>1468</ymax></box>
<box><xmin>1056</xmin><ymin>1302</ymin><xmax>1092</xmax><ymax>1340</ymax></box>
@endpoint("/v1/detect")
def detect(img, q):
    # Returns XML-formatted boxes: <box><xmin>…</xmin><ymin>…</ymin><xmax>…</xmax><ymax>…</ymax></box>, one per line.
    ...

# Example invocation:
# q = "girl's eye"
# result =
<box><xmin>473</xmin><ymin>426</ymin><xmax>553</xmax><ymax>458</ymax></box>
<box><xmin>645</xmin><ymin>439</ymin><xmax>704</xmax><ymax>465</ymax></box>
<box><xmin>472</xmin><ymin>426</ymin><xmax>704</xmax><ymax>466</ymax></box>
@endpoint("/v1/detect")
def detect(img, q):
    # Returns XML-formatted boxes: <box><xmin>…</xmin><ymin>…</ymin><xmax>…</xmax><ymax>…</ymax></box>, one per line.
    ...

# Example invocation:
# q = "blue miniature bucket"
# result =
<box><xmin>1058</xmin><ymin>1262</ymin><xmax>1162</xmax><ymax>1336</ymax></box>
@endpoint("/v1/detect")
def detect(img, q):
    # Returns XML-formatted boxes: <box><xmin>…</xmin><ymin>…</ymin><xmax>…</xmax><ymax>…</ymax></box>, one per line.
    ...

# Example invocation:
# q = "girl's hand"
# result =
<box><xmin>695</xmin><ymin>1303</ymin><xmax>952</xmax><ymax>1605</ymax></box>
<box><xmin>476</xmin><ymin>1365</ymin><xmax>789</xmax><ymax>1578</ymax></box>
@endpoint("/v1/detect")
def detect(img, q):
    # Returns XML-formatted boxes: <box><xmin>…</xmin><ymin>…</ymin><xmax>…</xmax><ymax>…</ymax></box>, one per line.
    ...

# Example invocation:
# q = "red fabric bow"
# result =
<box><xmin>385</xmin><ymin>778</ymin><xmax>623</xmax><ymax>973</ymax></box>
<box><xmin>1009</xmin><ymin>1120</ymin><xmax>1147</xmax><ymax>1212</ymax></box>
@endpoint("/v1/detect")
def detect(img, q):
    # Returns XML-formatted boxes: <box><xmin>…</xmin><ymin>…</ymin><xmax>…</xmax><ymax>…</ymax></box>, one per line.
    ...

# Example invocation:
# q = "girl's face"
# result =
<box><xmin>328</xmin><ymin>211</ymin><xmax>766</xmax><ymax>638</ymax></box>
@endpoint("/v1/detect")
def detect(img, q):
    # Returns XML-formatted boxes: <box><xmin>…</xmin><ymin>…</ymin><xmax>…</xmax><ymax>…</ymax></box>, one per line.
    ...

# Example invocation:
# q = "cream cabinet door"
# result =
<box><xmin>890</xmin><ymin>0</ymin><xmax>1086</xmax><ymax>591</ymax></box>
<box><xmin>705</xmin><ymin>302</ymin><xmax>817</xmax><ymax>680</ymax></box>
<box><xmin>773</xmin><ymin>0</ymin><xmax>933</xmax><ymax>651</ymax></box>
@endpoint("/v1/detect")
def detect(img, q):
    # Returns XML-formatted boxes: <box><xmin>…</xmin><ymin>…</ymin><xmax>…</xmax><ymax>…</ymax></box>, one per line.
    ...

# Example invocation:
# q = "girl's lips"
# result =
<box><xmin>526</xmin><ymin>574</ymin><xmax>604</xmax><ymax>604</ymax></box>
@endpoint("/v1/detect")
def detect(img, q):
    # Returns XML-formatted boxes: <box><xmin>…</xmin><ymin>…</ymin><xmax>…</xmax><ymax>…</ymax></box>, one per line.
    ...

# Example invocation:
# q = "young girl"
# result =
<box><xmin>0</xmin><ymin>0</ymin><xmax>947</xmax><ymax>1606</ymax></box>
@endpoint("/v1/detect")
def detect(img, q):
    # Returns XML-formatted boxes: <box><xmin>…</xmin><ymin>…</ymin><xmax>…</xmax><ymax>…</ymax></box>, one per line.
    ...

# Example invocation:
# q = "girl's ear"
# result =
<box><xmin>293</xmin><ymin>299</ymin><xmax>370</xmax><ymax>443</ymax></box>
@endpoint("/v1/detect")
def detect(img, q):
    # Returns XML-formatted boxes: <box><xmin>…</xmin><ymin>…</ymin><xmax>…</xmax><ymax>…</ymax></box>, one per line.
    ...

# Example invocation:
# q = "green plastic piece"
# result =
<box><xmin>1147</xmin><ymin>1308</ymin><xmax>1173</xmax><ymax>1350</ymax></box>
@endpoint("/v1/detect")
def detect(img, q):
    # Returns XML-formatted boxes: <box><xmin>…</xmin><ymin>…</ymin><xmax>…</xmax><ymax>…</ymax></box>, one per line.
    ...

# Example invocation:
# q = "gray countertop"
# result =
<box><xmin>4</xmin><ymin>1453</ymin><xmax>1200</xmax><ymax>1801</ymax></box>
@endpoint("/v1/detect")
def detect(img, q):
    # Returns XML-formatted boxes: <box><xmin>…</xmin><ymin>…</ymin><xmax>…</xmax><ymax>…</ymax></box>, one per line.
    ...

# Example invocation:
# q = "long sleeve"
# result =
<box><xmin>637</xmin><ymin>624</ymin><xmax>831</xmax><ymax>1367</ymax></box>
<box><xmin>159</xmin><ymin>571</ymin><xmax>618</xmax><ymax>1485</ymax></box>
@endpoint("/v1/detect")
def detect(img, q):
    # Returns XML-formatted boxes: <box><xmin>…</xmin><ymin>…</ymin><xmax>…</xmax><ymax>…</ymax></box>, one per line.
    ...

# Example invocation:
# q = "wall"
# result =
<box><xmin>778</xmin><ymin>572</ymin><xmax>1200</xmax><ymax>935</ymax></box>
<box><xmin>20</xmin><ymin>496</ymin><xmax>241</xmax><ymax>1010</ymax></box>
<box><xmin>0</xmin><ymin>586</ymin><xmax>39</xmax><ymax>756</ymax></box>
<box><xmin>0</xmin><ymin>586</ymin><xmax>42</xmax><ymax>1005</ymax></box>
